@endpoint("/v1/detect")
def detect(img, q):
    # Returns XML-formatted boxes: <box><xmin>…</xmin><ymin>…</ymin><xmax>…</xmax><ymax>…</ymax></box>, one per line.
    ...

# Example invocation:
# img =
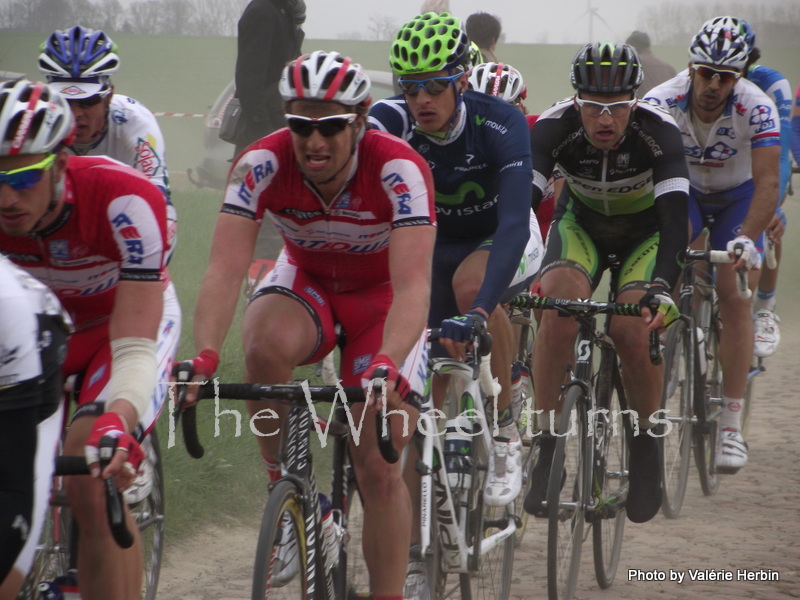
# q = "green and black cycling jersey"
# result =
<box><xmin>531</xmin><ymin>97</ymin><xmax>690</xmax><ymax>288</ymax></box>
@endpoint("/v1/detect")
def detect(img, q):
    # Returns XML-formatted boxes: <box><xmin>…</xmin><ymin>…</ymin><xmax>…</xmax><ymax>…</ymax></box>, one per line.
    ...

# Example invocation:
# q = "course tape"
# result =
<box><xmin>153</xmin><ymin>112</ymin><xmax>207</xmax><ymax>118</ymax></box>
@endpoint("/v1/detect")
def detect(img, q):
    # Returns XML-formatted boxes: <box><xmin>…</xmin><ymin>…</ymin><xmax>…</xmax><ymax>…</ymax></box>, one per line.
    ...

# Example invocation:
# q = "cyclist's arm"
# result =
<box><xmin>530</xmin><ymin>116</ymin><xmax>560</xmax><ymax>211</ymax></box>
<box><xmin>742</xmin><ymin>144</ymin><xmax>781</xmax><ymax>241</ymax></box>
<box><xmin>792</xmin><ymin>85</ymin><xmax>800</xmax><ymax>167</ymax></box>
<box><xmin>192</xmin><ymin>212</ymin><xmax>259</xmax><ymax>359</ymax></box>
<box><xmin>118</xmin><ymin>100</ymin><xmax>171</xmax><ymax>200</ymax></box>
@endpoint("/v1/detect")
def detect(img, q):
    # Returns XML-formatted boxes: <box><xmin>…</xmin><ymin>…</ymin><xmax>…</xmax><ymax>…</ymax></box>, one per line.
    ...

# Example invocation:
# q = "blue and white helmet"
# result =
<box><xmin>38</xmin><ymin>26</ymin><xmax>120</xmax><ymax>99</ymax></box>
<box><xmin>689</xmin><ymin>20</ymin><xmax>749</xmax><ymax>70</ymax></box>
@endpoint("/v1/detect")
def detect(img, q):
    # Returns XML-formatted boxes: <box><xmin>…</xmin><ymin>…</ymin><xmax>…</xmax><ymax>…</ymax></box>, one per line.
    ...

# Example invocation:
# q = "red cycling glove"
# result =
<box><xmin>361</xmin><ymin>354</ymin><xmax>412</xmax><ymax>402</ymax></box>
<box><xmin>85</xmin><ymin>413</ymin><xmax>144</xmax><ymax>478</ymax></box>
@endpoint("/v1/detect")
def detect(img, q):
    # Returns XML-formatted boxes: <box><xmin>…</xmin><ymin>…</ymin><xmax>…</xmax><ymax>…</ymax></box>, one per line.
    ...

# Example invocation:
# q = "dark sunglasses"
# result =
<box><xmin>0</xmin><ymin>154</ymin><xmax>57</xmax><ymax>191</ymax></box>
<box><xmin>284</xmin><ymin>113</ymin><xmax>358</xmax><ymax>137</ymax></box>
<box><xmin>692</xmin><ymin>65</ymin><xmax>741</xmax><ymax>84</ymax></box>
<box><xmin>397</xmin><ymin>74</ymin><xmax>462</xmax><ymax>96</ymax></box>
<box><xmin>66</xmin><ymin>92</ymin><xmax>109</xmax><ymax>110</ymax></box>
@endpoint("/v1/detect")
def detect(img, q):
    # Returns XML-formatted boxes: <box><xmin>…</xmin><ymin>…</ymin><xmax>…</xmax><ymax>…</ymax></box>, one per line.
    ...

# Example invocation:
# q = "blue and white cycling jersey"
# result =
<box><xmin>747</xmin><ymin>64</ymin><xmax>793</xmax><ymax>201</ymax></box>
<box><xmin>645</xmin><ymin>71</ymin><xmax>781</xmax><ymax>195</ymax></box>
<box><xmin>368</xmin><ymin>90</ymin><xmax>533</xmax><ymax>315</ymax></box>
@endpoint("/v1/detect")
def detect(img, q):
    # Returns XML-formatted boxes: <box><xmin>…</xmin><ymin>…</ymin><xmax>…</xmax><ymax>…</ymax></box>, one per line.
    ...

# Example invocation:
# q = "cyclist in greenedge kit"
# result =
<box><xmin>369</xmin><ymin>11</ymin><xmax>540</xmax><ymax>511</ymax></box>
<box><xmin>645</xmin><ymin>19</ymin><xmax>781</xmax><ymax>473</ymax></box>
<box><xmin>524</xmin><ymin>42</ymin><xmax>690</xmax><ymax>524</ymax></box>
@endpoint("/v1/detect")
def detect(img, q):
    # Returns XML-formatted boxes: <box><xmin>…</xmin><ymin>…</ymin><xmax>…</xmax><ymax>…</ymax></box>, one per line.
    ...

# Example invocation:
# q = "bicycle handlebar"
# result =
<box><xmin>172</xmin><ymin>363</ymin><xmax>403</xmax><ymax>464</ymax></box>
<box><xmin>53</xmin><ymin>441</ymin><xmax>134</xmax><ymax>549</ymax></box>
<box><xmin>508</xmin><ymin>295</ymin><xmax>661</xmax><ymax>365</ymax></box>
<box><xmin>684</xmin><ymin>247</ymin><xmax>750</xmax><ymax>299</ymax></box>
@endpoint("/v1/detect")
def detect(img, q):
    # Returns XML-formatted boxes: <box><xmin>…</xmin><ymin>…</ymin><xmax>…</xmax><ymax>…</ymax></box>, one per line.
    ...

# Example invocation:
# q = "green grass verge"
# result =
<box><xmin>157</xmin><ymin>187</ymin><xmax>333</xmax><ymax>540</ymax></box>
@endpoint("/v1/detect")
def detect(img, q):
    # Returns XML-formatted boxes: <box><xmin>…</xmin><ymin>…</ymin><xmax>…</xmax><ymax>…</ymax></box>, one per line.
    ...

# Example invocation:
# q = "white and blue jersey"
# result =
<box><xmin>645</xmin><ymin>71</ymin><xmax>781</xmax><ymax>195</ymax></box>
<box><xmin>747</xmin><ymin>64</ymin><xmax>793</xmax><ymax>202</ymax></box>
<box><xmin>369</xmin><ymin>90</ymin><xmax>533</xmax><ymax>316</ymax></box>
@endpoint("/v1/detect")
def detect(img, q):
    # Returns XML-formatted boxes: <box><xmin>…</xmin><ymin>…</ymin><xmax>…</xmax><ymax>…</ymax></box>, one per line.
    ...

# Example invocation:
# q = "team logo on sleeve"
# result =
<box><xmin>134</xmin><ymin>136</ymin><xmax>162</xmax><ymax>177</ymax></box>
<box><xmin>749</xmin><ymin>105</ymin><xmax>775</xmax><ymax>133</ymax></box>
<box><xmin>111</xmin><ymin>213</ymin><xmax>145</xmax><ymax>265</ymax></box>
<box><xmin>382</xmin><ymin>172</ymin><xmax>413</xmax><ymax>215</ymax></box>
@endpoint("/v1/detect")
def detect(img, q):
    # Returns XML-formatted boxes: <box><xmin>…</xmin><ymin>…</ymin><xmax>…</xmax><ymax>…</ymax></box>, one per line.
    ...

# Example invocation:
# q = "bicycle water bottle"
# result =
<box><xmin>318</xmin><ymin>492</ymin><xmax>342</xmax><ymax>572</ymax></box>
<box><xmin>444</xmin><ymin>415</ymin><xmax>474</xmax><ymax>492</ymax></box>
<box><xmin>38</xmin><ymin>570</ymin><xmax>81</xmax><ymax>600</ymax></box>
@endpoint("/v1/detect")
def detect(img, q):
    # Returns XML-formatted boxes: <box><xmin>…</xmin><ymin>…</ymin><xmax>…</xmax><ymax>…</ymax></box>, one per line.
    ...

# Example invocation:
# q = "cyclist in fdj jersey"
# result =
<box><xmin>645</xmin><ymin>19</ymin><xmax>781</xmax><ymax>473</ymax></box>
<box><xmin>734</xmin><ymin>17</ymin><xmax>792</xmax><ymax>358</ymax></box>
<box><xmin>0</xmin><ymin>256</ymin><xmax>70</xmax><ymax>600</ymax></box>
<box><xmin>369</xmin><ymin>13</ymin><xmax>543</xmax><ymax>512</ymax></box>
<box><xmin>524</xmin><ymin>42</ymin><xmax>690</xmax><ymax>524</ymax></box>
<box><xmin>0</xmin><ymin>79</ymin><xmax>181</xmax><ymax>600</ymax></box>
<box><xmin>177</xmin><ymin>52</ymin><xmax>436</xmax><ymax>600</ymax></box>
<box><xmin>38</xmin><ymin>25</ymin><xmax>178</xmax><ymax>260</ymax></box>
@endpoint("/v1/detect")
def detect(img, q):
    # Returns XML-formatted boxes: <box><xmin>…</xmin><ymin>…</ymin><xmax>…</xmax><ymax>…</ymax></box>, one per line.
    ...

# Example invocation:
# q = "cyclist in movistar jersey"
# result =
<box><xmin>369</xmin><ymin>13</ymin><xmax>542</xmax><ymax>513</ymax></box>
<box><xmin>646</xmin><ymin>19</ymin><xmax>781</xmax><ymax>473</ymax></box>
<box><xmin>524</xmin><ymin>42</ymin><xmax>690</xmax><ymax>524</ymax></box>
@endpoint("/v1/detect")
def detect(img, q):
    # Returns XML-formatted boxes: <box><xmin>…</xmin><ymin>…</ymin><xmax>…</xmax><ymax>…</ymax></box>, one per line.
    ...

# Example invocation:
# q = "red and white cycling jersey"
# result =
<box><xmin>645</xmin><ymin>72</ymin><xmax>781</xmax><ymax>194</ymax></box>
<box><xmin>222</xmin><ymin>128</ymin><xmax>436</xmax><ymax>293</ymax></box>
<box><xmin>0</xmin><ymin>156</ymin><xmax>168</xmax><ymax>332</ymax></box>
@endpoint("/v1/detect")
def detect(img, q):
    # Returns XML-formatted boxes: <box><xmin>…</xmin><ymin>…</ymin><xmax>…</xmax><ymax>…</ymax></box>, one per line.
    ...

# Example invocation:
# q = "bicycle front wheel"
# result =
<box><xmin>547</xmin><ymin>386</ymin><xmax>589</xmax><ymax>600</ymax></box>
<box><xmin>251</xmin><ymin>480</ymin><xmax>310</xmax><ymax>600</ymax></box>
<box><xmin>592</xmin><ymin>358</ymin><xmax>628</xmax><ymax>589</ymax></box>
<box><xmin>659</xmin><ymin>320</ymin><xmax>693</xmax><ymax>518</ymax></box>
<box><xmin>693</xmin><ymin>313</ymin><xmax>721</xmax><ymax>496</ymax></box>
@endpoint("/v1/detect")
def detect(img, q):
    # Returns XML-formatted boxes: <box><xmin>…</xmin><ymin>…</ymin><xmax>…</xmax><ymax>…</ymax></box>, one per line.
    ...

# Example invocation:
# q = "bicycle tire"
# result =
<box><xmin>131</xmin><ymin>429</ymin><xmax>166</xmax><ymax>600</ymax></box>
<box><xmin>513</xmin><ymin>359</ymin><xmax>536</xmax><ymax>547</ymax></box>
<box><xmin>547</xmin><ymin>385</ymin><xmax>589</xmax><ymax>600</ymax></box>
<box><xmin>658</xmin><ymin>320</ymin><xmax>693</xmax><ymax>518</ymax></box>
<box><xmin>693</xmin><ymin>309</ymin><xmax>722</xmax><ymax>497</ymax></box>
<box><xmin>457</xmin><ymin>396</ymin><xmax>515</xmax><ymax>600</ymax></box>
<box><xmin>251</xmin><ymin>480</ymin><xmax>311</xmax><ymax>600</ymax></box>
<box><xmin>592</xmin><ymin>353</ymin><xmax>628</xmax><ymax>589</ymax></box>
<box><xmin>339</xmin><ymin>461</ymin><xmax>370</xmax><ymax>598</ymax></box>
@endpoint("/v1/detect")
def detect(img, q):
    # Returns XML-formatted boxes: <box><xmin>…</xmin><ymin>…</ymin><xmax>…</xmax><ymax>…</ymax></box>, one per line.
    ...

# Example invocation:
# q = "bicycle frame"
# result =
<box><xmin>417</xmin><ymin>357</ymin><xmax>517</xmax><ymax>574</ymax></box>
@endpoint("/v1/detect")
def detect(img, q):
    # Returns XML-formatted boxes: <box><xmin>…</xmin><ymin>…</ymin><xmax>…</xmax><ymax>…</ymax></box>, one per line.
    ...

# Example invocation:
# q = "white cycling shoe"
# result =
<box><xmin>272</xmin><ymin>513</ymin><xmax>299</xmax><ymax>586</ymax></box>
<box><xmin>484</xmin><ymin>436</ymin><xmax>523</xmax><ymax>507</ymax></box>
<box><xmin>753</xmin><ymin>309</ymin><xmax>780</xmax><ymax>358</ymax></box>
<box><xmin>716</xmin><ymin>427</ymin><xmax>749</xmax><ymax>473</ymax></box>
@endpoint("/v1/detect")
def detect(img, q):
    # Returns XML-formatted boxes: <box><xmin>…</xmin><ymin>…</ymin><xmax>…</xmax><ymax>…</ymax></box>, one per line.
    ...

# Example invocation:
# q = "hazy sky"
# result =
<box><xmin>305</xmin><ymin>0</ymin><xmax>635</xmax><ymax>44</ymax></box>
<box><xmin>303</xmin><ymin>0</ymin><xmax>793</xmax><ymax>44</ymax></box>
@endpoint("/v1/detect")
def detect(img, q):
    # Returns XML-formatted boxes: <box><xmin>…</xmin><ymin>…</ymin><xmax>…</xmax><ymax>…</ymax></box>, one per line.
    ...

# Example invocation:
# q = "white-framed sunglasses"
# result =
<box><xmin>574</xmin><ymin>97</ymin><xmax>637</xmax><ymax>117</ymax></box>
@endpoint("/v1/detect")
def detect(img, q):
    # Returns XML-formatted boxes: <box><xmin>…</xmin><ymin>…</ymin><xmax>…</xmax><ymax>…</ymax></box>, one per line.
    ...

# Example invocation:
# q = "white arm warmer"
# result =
<box><xmin>106</xmin><ymin>337</ymin><xmax>158</xmax><ymax>423</ymax></box>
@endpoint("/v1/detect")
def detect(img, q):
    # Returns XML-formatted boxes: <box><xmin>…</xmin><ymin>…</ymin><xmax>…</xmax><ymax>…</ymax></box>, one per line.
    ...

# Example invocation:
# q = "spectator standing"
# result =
<box><xmin>466</xmin><ymin>12</ymin><xmax>503</xmax><ymax>62</ymax></box>
<box><xmin>626</xmin><ymin>30</ymin><xmax>677</xmax><ymax>96</ymax></box>
<box><xmin>233</xmin><ymin>0</ymin><xmax>306</xmax><ymax>157</ymax></box>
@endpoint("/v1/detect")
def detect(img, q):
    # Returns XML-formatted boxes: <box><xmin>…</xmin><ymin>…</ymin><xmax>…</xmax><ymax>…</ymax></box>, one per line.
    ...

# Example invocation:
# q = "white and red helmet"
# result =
<box><xmin>468</xmin><ymin>62</ymin><xmax>527</xmax><ymax>104</ymax></box>
<box><xmin>279</xmin><ymin>51</ymin><xmax>371</xmax><ymax>107</ymax></box>
<box><xmin>0</xmin><ymin>79</ymin><xmax>75</xmax><ymax>156</ymax></box>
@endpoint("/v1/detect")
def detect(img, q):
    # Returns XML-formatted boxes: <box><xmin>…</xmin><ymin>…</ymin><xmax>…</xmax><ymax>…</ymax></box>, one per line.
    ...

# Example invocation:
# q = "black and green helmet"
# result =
<box><xmin>570</xmin><ymin>42</ymin><xmax>643</xmax><ymax>94</ymax></box>
<box><xmin>390</xmin><ymin>12</ymin><xmax>471</xmax><ymax>75</ymax></box>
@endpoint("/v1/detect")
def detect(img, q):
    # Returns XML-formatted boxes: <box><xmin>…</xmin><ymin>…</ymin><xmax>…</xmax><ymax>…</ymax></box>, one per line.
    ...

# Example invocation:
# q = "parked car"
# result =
<box><xmin>189</xmin><ymin>70</ymin><xmax>397</xmax><ymax>190</ymax></box>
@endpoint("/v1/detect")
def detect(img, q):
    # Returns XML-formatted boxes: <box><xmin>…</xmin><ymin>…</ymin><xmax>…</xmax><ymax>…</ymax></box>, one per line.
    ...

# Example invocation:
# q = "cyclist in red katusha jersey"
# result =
<box><xmin>0</xmin><ymin>79</ymin><xmax>181</xmax><ymax>600</ymax></box>
<box><xmin>177</xmin><ymin>51</ymin><xmax>436</xmax><ymax>600</ymax></box>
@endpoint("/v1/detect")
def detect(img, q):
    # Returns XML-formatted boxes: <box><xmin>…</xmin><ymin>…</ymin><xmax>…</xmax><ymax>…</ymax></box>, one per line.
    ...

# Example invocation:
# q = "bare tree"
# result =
<box><xmin>367</xmin><ymin>14</ymin><xmax>397</xmax><ymax>41</ymax></box>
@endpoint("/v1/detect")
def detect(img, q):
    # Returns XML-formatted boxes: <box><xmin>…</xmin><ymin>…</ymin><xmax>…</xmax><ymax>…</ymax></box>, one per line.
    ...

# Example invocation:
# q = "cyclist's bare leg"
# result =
<box><xmin>241</xmin><ymin>293</ymin><xmax>320</xmax><ymax>463</ymax></box>
<box><xmin>0</xmin><ymin>569</ymin><xmax>24</xmax><ymax>600</ymax></box>
<box><xmin>63</xmin><ymin>416</ymin><xmax>143</xmax><ymax>600</ymax></box>
<box><xmin>611</xmin><ymin>288</ymin><xmax>664</xmax><ymax>424</ymax></box>
<box><xmin>350</xmin><ymin>404</ymin><xmax>415</xmax><ymax>597</ymax></box>
<box><xmin>531</xmin><ymin>267</ymin><xmax>586</xmax><ymax>418</ymax></box>
<box><xmin>715</xmin><ymin>265</ymin><xmax>755</xmax><ymax>399</ymax></box>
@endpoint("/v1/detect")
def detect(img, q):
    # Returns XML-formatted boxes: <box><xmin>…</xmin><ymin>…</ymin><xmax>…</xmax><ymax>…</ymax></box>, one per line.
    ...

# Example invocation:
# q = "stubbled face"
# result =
<box><xmin>0</xmin><ymin>151</ymin><xmax>67</xmax><ymax>236</ymax></box>
<box><xmin>575</xmin><ymin>92</ymin><xmax>636</xmax><ymax>151</ymax></box>
<box><xmin>287</xmin><ymin>100</ymin><xmax>360</xmax><ymax>190</ymax></box>
<box><xmin>689</xmin><ymin>63</ymin><xmax>740</xmax><ymax>120</ymax></box>
<box><xmin>401</xmin><ymin>70</ymin><xmax>467</xmax><ymax>134</ymax></box>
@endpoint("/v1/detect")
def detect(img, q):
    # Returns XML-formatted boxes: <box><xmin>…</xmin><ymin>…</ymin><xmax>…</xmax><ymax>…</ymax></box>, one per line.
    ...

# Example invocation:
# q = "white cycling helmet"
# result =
<box><xmin>0</xmin><ymin>79</ymin><xmax>75</xmax><ymax>156</ymax></box>
<box><xmin>689</xmin><ymin>21</ymin><xmax>749</xmax><ymax>70</ymax></box>
<box><xmin>468</xmin><ymin>62</ymin><xmax>526</xmax><ymax>104</ymax></box>
<box><xmin>279</xmin><ymin>51</ymin><xmax>371</xmax><ymax>107</ymax></box>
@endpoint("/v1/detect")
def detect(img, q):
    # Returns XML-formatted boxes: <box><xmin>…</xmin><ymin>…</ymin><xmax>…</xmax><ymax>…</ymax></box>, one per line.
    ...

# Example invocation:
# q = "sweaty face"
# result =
<box><xmin>400</xmin><ymin>70</ymin><xmax>466</xmax><ymax>134</ymax></box>
<box><xmin>575</xmin><ymin>92</ymin><xmax>636</xmax><ymax>151</ymax></box>
<box><xmin>67</xmin><ymin>91</ymin><xmax>112</xmax><ymax>146</ymax></box>
<box><xmin>287</xmin><ymin>100</ymin><xmax>360</xmax><ymax>189</ymax></box>
<box><xmin>0</xmin><ymin>152</ymin><xmax>66</xmax><ymax>236</ymax></box>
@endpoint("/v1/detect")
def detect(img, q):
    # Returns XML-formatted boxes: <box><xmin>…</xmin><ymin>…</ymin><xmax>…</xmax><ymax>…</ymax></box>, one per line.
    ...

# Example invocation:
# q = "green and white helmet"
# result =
<box><xmin>390</xmin><ymin>12</ymin><xmax>471</xmax><ymax>75</ymax></box>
